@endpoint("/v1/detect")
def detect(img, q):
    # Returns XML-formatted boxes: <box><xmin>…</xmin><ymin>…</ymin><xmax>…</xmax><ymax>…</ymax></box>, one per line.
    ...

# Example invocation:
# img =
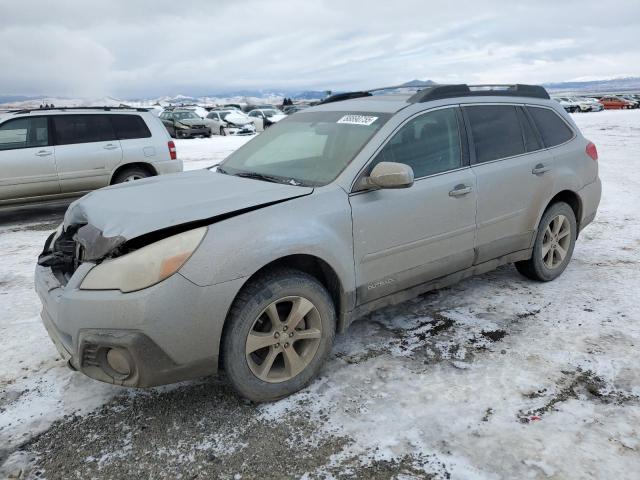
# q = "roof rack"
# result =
<box><xmin>319</xmin><ymin>82</ymin><xmax>429</xmax><ymax>104</ymax></box>
<box><xmin>408</xmin><ymin>84</ymin><xmax>550</xmax><ymax>102</ymax></box>
<box><xmin>319</xmin><ymin>83</ymin><xmax>550</xmax><ymax>105</ymax></box>
<box><xmin>11</xmin><ymin>106</ymin><xmax>150</xmax><ymax>114</ymax></box>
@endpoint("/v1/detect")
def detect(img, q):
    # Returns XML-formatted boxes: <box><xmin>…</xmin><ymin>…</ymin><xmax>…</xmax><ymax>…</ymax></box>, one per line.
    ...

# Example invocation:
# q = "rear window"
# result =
<box><xmin>109</xmin><ymin>114</ymin><xmax>151</xmax><ymax>140</ymax></box>
<box><xmin>526</xmin><ymin>106</ymin><xmax>574</xmax><ymax>148</ymax></box>
<box><xmin>516</xmin><ymin>107</ymin><xmax>542</xmax><ymax>152</ymax></box>
<box><xmin>53</xmin><ymin>115</ymin><xmax>116</xmax><ymax>145</ymax></box>
<box><xmin>464</xmin><ymin>105</ymin><xmax>525</xmax><ymax>163</ymax></box>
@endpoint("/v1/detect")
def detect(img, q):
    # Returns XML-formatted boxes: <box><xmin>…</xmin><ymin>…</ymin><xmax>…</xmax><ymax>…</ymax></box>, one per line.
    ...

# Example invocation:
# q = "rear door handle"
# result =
<box><xmin>449</xmin><ymin>184</ymin><xmax>473</xmax><ymax>197</ymax></box>
<box><xmin>103</xmin><ymin>144</ymin><xmax>119</xmax><ymax>150</ymax></box>
<box><xmin>532</xmin><ymin>164</ymin><xmax>550</xmax><ymax>175</ymax></box>
<box><xmin>35</xmin><ymin>150</ymin><xmax>53</xmax><ymax>157</ymax></box>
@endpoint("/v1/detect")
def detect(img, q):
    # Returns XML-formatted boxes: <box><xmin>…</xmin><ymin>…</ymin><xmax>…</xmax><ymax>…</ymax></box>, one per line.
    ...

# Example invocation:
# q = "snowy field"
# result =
<box><xmin>1</xmin><ymin>110</ymin><xmax>639</xmax><ymax>479</ymax></box>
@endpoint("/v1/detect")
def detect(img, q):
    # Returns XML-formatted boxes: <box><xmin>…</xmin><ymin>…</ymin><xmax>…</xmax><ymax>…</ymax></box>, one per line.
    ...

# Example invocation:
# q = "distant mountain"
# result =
<box><xmin>4</xmin><ymin>77</ymin><xmax>636</xmax><ymax>109</ymax></box>
<box><xmin>543</xmin><ymin>77</ymin><xmax>640</xmax><ymax>93</ymax></box>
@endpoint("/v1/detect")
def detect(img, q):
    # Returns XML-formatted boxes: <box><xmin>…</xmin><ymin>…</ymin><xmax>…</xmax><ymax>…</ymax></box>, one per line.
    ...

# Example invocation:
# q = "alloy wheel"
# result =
<box><xmin>542</xmin><ymin>214</ymin><xmax>571</xmax><ymax>269</ymax></box>
<box><xmin>245</xmin><ymin>296</ymin><xmax>322</xmax><ymax>383</ymax></box>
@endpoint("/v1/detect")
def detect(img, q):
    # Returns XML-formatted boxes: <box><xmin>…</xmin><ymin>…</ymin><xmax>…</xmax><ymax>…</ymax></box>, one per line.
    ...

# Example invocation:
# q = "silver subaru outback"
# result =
<box><xmin>35</xmin><ymin>84</ymin><xmax>601</xmax><ymax>402</ymax></box>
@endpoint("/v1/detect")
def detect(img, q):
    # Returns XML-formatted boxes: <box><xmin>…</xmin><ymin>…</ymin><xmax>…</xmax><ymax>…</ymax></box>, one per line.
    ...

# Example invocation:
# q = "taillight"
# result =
<box><xmin>168</xmin><ymin>141</ymin><xmax>177</xmax><ymax>160</ymax></box>
<box><xmin>585</xmin><ymin>141</ymin><xmax>598</xmax><ymax>161</ymax></box>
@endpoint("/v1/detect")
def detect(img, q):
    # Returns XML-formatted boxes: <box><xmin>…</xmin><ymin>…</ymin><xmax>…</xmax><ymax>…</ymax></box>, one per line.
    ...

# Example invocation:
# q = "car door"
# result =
<box><xmin>0</xmin><ymin>116</ymin><xmax>60</xmax><ymax>202</ymax></box>
<box><xmin>350</xmin><ymin>106</ymin><xmax>477</xmax><ymax>305</ymax></box>
<box><xmin>464</xmin><ymin>104</ymin><xmax>553</xmax><ymax>264</ymax></box>
<box><xmin>52</xmin><ymin>114</ymin><xmax>123</xmax><ymax>194</ymax></box>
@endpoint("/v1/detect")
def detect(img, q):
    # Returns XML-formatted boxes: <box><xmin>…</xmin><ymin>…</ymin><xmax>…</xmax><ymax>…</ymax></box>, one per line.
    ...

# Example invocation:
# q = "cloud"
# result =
<box><xmin>1</xmin><ymin>0</ymin><xmax>639</xmax><ymax>97</ymax></box>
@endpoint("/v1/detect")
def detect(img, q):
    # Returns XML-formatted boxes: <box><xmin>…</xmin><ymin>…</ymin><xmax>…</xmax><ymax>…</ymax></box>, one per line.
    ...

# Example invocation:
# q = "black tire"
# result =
<box><xmin>222</xmin><ymin>268</ymin><xmax>336</xmax><ymax>402</ymax></box>
<box><xmin>515</xmin><ymin>202</ymin><xmax>577</xmax><ymax>281</ymax></box>
<box><xmin>112</xmin><ymin>166</ymin><xmax>152</xmax><ymax>184</ymax></box>
<box><xmin>220</xmin><ymin>126</ymin><xmax>227</xmax><ymax>136</ymax></box>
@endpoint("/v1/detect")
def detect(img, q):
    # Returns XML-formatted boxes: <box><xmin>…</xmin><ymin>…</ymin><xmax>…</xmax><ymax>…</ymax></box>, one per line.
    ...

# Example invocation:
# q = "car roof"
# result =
<box><xmin>312</xmin><ymin>94</ymin><xmax>413</xmax><ymax>113</ymax></box>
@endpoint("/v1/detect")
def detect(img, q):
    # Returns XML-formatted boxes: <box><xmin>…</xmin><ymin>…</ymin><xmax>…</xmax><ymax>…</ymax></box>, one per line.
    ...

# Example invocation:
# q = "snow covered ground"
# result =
<box><xmin>1</xmin><ymin>110</ymin><xmax>639</xmax><ymax>479</ymax></box>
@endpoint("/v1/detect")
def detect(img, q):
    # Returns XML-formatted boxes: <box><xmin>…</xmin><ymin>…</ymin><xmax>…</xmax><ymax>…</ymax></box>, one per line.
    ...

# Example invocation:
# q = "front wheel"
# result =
<box><xmin>515</xmin><ymin>202</ymin><xmax>577</xmax><ymax>281</ymax></box>
<box><xmin>222</xmin><ymin>269</ymin><xmax>336</xmax><ymax>402</ymax></box>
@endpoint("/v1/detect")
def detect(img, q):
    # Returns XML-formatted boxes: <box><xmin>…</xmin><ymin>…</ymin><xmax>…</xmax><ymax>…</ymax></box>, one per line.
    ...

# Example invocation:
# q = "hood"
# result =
<box><xmin>177</xmin><ymin>118</ymin><xmax>205</xmax><ymax>126</ymax></box>
<box><xmin>64</xmin><ymin>170</ymin><xmax>313</xmax><ymax>259</ymax></box>
<box><xmin>225</xmin><ymin>113</ymin><xmax>252</xmax><ymax>125</ymax></box>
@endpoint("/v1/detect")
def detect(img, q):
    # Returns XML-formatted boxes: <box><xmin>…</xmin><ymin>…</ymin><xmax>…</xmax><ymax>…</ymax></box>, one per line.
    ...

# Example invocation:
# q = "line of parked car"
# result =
<box><xmin>553</xmin><ymin>93</ymin><xmax>640</xmax><ymax>113</ymax></box>
<box><xmin>157</xmin><ymin>104</ymin><xmax>299</xmax><ymax>139</ymax></box>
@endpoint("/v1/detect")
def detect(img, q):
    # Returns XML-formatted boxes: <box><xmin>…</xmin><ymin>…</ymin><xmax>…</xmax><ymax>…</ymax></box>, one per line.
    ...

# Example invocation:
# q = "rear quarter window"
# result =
<box><xmin>110</xmin><ymin>114</ymin><xmax>152</xmax><ymax>140</ymax></box>
<box><xmin>526</xmin><ymin>106</ymin><xmax>574</xmax><ymax>147</ymax></box>
<box><xmin>464</xmin><ymin>105</ymin><xmax>525</xmax><ymax>163</ymax></box>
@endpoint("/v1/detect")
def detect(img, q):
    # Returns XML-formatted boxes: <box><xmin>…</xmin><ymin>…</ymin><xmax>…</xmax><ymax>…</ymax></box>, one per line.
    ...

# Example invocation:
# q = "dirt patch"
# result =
<box><xmin>22</xmin><ymin>379</ymin><xmax>353</xmax><ymax>480</ymax></box>
<box><xmin>518</xmin><ymin>369</ymin><xmax>639</xmax><ymax>423</ymax></box>
<box><xmin>480</xmin><ymin>330</ymin><xmax>507</xmax><ymax>342</ymax></box>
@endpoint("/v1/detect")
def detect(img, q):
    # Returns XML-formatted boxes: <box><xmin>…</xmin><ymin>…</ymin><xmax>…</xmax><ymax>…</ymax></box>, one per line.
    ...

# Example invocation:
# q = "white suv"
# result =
<box><xmin>0</xmin><ymin>107</ymin><xmax>183</xmax><ymax>206</ymax></box>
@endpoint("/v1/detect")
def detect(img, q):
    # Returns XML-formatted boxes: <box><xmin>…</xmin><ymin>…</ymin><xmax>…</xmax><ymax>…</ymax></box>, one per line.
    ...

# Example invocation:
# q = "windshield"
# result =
<box><xmin>173</xmin><ymin>111</ymin><xmax>199</xmax><ymax>120</ymax></box>
<box><xmin>219</xmin><ymin>110</ymin><xmax>390</xmax><ymax>186</ymax></box>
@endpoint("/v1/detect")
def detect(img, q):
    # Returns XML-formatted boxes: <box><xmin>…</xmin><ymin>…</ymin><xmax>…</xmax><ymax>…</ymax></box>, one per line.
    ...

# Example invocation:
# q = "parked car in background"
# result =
<box><xmin>0</xmin><ymin>107</ymin><xmax>182</xmax><ymax>206</ymax></box>
<box><xmin>205</xmin><ymin>110</ymin><xmax>256</xmax><ymax>136</ymax></box>
<box><xmin>159</xmin><ymin>109</ymin><xmax>212</xmax><ymax>138</ymax></box>
<box><xmin>36</xmin><ymin>84</ymin><xmax>601</xmax><ymax>402</ymax></box>
<box><xmin>247</xmin><ymin>108</ymin><xmax>287</xmax><ymax>131</ymax></box>
<box><xmin>617</xmin><ymin>95</ymin><xmax>640</xmax><ymax>109</ymax></box>
<box><xmin>553</xmin><ymin>97</ymin><xmax>580</xmax><ymax>113</ymax></box>
<box><xmin>598</xmin><ymin>96</ymin><xmax>634</xmax><ymax>109</ymax></box>
<box><xmin>575</xmin><ymin>97</ymin><xmax>604</xmax><ymax>112</ymax></box>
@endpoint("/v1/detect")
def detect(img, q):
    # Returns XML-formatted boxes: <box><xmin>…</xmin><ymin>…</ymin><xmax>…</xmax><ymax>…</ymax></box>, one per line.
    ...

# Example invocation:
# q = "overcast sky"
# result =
<box><xmin>1</xmin><ymin>0</ymin><xmax>639</xmax><ymax>98</ymax></box>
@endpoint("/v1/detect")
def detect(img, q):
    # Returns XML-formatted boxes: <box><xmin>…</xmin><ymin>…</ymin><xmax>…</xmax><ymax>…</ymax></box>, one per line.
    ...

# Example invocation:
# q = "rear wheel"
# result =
<box><xmin>515</xmin><ymin>202</ymin><xmax>576</xmax><ymax>281</ymax></box>
<box><xmin>222</xmin><ymin>269</ymin><xmax>336</xmax><ymax>402</ymax></box>
<box><xmin>112</xmin><ymin>166</ymin><xmax>152</xmax><ymax>184</ymax></box>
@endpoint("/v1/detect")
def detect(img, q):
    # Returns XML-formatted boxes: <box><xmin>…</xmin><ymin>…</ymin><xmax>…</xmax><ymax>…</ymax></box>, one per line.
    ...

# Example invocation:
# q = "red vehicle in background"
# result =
<box><xmin>598</xmin><ymin>96</ymin><xmax>634</xmax><ymax>109</ymax></box>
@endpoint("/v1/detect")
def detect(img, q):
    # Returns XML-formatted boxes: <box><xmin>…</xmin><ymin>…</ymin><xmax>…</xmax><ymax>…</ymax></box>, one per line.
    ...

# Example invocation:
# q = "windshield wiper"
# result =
<box><xmin>233</xmin><ymin>171</ymin><xmax>303</xmax><ymax>186</ymax></box>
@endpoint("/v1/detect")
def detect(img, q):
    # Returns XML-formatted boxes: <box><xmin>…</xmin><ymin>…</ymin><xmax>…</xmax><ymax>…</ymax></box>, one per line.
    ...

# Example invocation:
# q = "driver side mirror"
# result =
<box><xmin>366</xmin><ymin>162</ymin><xmax>414</xmax><ymax>189</ymax></box>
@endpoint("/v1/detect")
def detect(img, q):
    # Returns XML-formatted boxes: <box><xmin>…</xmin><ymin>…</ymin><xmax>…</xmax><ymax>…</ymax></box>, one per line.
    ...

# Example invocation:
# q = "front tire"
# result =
<box><xmin>515</xmin><ymin>202</ymin><xmax>577</xmax><ymax>281</ymax></box>
<box><xmin>222</xmin><ymin>269</ymin><xmax>336</xmax><ymax>402</ymax></box>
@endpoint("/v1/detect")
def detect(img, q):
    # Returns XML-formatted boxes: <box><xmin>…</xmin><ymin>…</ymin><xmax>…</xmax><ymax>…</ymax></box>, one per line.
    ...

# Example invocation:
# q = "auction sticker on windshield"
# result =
<box><xmin>337</xmin><ymin>115</ymin><xmax>378</xmax><ymax>126</ymax></box>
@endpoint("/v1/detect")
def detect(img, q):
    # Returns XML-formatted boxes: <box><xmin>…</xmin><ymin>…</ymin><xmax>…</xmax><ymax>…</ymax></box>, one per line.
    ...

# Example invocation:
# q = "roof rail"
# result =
<box><xmin>318</xmin><ymin>91</ymin><xmax>372</xmax><ymax>105</ymax></box>
<box><xmin>408</xmin><ymin>84</ymin><xmax>550</xmax><ymax>102</ymax></box>
<box><xmin>11</xmin><ymin>106</ymin><xmax>150</xmax><ymax>114</ymax></box>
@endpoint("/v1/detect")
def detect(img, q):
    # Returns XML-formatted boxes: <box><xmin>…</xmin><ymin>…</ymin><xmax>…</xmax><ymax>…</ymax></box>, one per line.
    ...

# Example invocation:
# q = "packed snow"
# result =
<box><xmin>1</xmin><ymin>110</ymin><xmax>639</xmax><ymax>478</ymax></box>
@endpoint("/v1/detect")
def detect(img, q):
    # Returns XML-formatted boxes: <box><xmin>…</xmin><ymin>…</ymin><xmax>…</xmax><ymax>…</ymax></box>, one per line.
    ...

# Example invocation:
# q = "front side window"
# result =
<box><xmin>53</xmin><ymin>115</ymin><xmax>116</xmax><ymax>145</ymax></box>
<box><xmin>220</xmin><ymin>110</ymin><xmax>390</xmax><ymax>186</ymax></box>
<box><xmin>372</xmin><ymin>108</ymin><xmax>462</xmax><ymax>178</ymax></box>
<box><xmin>0</xmin><ymin>117</ymin><xmax>49</xmax><ymax>151</ymax></box>
<box><xmin>465</xmin><ymin>105</ymin><xmax>525</xmax><ymax>163</ymax></box>
<box><xmin>526</xmin><ymin>106</ymin><xmax>574</xmax><ymax>148</ymax></box>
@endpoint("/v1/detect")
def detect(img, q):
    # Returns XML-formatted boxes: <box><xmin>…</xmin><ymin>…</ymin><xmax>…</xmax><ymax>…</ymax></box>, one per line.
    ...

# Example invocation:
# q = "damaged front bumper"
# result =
<box><xmin>35</xmin><ymin>260</ymin><xmax>246</xmax><ymax>388</ymax></box>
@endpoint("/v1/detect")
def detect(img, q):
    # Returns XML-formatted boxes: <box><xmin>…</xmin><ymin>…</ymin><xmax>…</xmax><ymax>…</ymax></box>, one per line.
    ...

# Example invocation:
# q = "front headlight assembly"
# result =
<box><xmin>80</xmin><ymin>227</ymin><xmax>207</xmax><ymax>293</ymax></box>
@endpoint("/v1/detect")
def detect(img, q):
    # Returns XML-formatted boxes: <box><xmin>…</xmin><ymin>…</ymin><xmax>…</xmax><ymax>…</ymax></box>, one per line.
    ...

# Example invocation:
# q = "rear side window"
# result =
<box><xmin>53</xmin><ymin>115</ymin><xmax>116</xmax><ymax>145</ymax></box>
<box><xmin>464</xmin><ymin>105</ymin><xmax>524</xmax><ymax>163</ymax></box>
<box><xmin>0</xmin><ymin>117</ymin><xmax>49</xmax><ymax>150</ymax></box>
<box><xmin>109</xmin><ymin>115</ymin><xmax>151</xmax><ymax>140</ymax></box>
<box><xmin>526</xmin><ymin>106</ymin><xmax>574</xmax><ymax>147</ymax></box>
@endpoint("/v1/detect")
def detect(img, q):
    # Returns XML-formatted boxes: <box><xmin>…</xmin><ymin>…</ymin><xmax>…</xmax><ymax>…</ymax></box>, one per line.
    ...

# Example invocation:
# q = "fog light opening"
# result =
<box><xmin>106</xmin><ymin>348</ymin><xmax>132</xmax><ymax>377</ymax></box>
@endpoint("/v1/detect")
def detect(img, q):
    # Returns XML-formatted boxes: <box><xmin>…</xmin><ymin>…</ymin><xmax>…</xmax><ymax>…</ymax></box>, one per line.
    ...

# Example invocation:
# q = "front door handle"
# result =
<box><xmin>449</xmin><ymin>184</ymin><xmax>473</xmax><ymax>197</ymax></box>
<box><xmin>35</xmin><ymin>150</ymin><xmax>52</xmax><ymax>157</ymax></box>
<box><xmin>103</xmin><ymin>144</ymin><xmax>119</xmax><ymax>150</ymax></box>
<box><xmin>532</xmin><ymin>163</ymin><xmax>550</xmax><ymax>175</ymax></box>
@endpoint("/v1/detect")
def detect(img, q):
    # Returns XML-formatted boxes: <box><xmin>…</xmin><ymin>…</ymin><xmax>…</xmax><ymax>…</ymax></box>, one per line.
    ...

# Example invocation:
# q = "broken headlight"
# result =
<box><xmin>80</xmin><ymin>227</ymin><xmax>207</xmax><ymax>293</ymax></box>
